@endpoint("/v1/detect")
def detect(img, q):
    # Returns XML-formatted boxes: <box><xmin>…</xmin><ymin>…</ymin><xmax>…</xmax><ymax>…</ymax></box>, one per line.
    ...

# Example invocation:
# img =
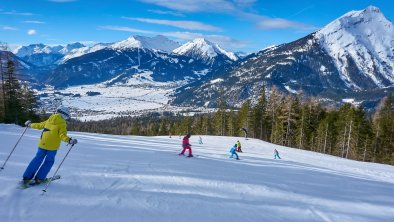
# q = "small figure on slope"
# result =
<box><xmin>21</xmin><ymin>106</ymin><xmax>78</xmax><ymax>187</ymax></box>
<box><xmin>198</xmin><ymin>136</ymin><xmax>203</xmax><ymax>144</ymax></box>
<box><xmin>274</xmin><ymin>149</ymin><xmax>281</xmax><ymax>159</ymax></box>
<box><xmin>229</xmin><ymin>144</ymin><xmax>240</xmax><ymax>160</ymax></box>
<box><xmin>179</xmin><ymin>133</ymin><xmax>193</xmax><ymax>157</ymax></box>
<box><xmin>236</xmin><ymin>140</ymin><xmax>242</xmax><ymax>152</ymax></box>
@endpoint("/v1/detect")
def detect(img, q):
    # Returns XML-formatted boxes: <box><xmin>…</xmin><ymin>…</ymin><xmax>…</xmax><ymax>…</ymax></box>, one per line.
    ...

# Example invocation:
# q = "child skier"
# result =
<box><xmin>236</xmin><ymin>140</ymin><xmax>242</xmax><ymax>152</ymax></box>
<box><xmin>22</xmin><ymin>106</ymin><xmax>78</xmax><ymax>186</ymax></box>
<box><xmin>179</xmin><ymin>133</ymin><xmax>193</xmax><ymax>157</ymax></box>
<box><xmin>229</xmin><ymin>144</ymin><xmax>240</xmax><ymax>160</ymax></box>
<box><xmin>274</xmin><ymin>149</ymin><xmax>281</xmax><ymax>159</ymax></box>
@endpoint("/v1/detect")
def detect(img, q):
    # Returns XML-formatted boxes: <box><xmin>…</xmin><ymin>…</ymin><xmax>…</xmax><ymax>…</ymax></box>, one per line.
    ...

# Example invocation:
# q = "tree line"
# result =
<box><xmin>0</xmin><ymin>44</ymin><xmax>39</xmax><ymax>124</ymax></box>
<box><xmin>68</xmin><ymin>86</ymin><xmax>394</xmax><ymax>165</ymax></box>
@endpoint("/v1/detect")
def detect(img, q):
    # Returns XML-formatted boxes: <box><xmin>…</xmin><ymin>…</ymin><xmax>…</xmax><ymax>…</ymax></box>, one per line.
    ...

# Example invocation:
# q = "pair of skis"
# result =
<box><xmin>19</xmin><ymin>175</ymin><xmax>61</xmax><ymax>189</ymax></box>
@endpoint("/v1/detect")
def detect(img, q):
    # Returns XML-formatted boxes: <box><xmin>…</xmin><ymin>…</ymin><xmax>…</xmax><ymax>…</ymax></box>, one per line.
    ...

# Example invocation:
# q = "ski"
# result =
<box><xmin>19</xmin><ymin>175</ymin><xmax>61</xmax><ymax>189</ymax></box>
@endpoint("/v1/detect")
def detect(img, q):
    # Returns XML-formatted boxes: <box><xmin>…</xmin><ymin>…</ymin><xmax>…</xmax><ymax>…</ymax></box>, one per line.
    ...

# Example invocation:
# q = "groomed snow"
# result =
<box><xmin>1</xmin><ymin>124</ymin><xmax>394</xmax><ymax>221</ymax></box>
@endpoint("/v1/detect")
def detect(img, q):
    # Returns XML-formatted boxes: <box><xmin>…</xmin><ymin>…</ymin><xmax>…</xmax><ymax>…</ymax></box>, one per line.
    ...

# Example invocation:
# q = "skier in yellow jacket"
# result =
<box><xmin>22</xmin><ymin>106</ymin><xmax>77</xmax><ymax>185</ymax></box>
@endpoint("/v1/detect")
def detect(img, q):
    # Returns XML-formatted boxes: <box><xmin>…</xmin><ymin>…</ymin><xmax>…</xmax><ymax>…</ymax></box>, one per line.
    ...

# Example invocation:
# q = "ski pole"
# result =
<box><xmin>0</xmin><ymin>126</ymin><xmax>29</xmax><ymax>172</ymax></box>
<box><xmin>42</xmin><ymin>144</ymin><xmax>75</xmax><ymax>194</ymax></box>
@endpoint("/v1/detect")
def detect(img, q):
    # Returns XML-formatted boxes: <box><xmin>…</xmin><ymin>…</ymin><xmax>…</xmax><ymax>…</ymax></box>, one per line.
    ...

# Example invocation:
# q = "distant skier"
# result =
<box><xmin>198</xmin><ymin>136</ymin><xmax>203</xmax><ymax>144</ymax></box>
<box><xmin>274</xmin><ymin>149</ymin><xmax>281</xmax><ymax>159</ymax></box>
<box><xmin>229</xmin><ymin>144</ymin><xmax>240</xmax><ymax>160</ymax></box>
<box><xmin>179</xmin><ymin>133</ymin><xmax>193</xmax><ymax>157</ymax></box>
<box><xmin>236</xmin><ymin>140</ymin><xmax>242</xmax><ymax>152</ymax></box>
<box><xmin>21</xmin><ymin>106</ymin><xmax>78</xmax><ymax>186</ymax></box>
<box><xmin>241</xmin><ymin>128</ymin><xmax>248</xmax><ymax>139</ymax></box>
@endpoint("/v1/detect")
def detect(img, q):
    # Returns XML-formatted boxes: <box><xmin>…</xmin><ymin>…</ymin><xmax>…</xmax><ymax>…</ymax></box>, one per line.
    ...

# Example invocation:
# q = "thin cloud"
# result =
<box><xmin>23</xmin><ymin>20</ymin><xmax>45</xmax><ymax>24</ymax></box>
<box><xmin>122</xmin><ymin>17</ymin><xmax>222</xmax><ymax>32</ymax></box>
<box><xmin>162</xmin><ymin>31</ymin><xmax>247</xmax><ymax>49</ymax></box>
<box><xmin>27</xmin><ymin>29</ymin><xmax>37</xmax><ymax>35</ymax></box>
<box><xmin>2</xmin><ymin>26</ymin><xmax>18</xmax><ymax>31</ymax></box>
<box><xmin>98</xmin><ymin>25</ymin><xmax>156</xmax><ymax>34</ymax></box>
<box><xmin>140</xmin><ymin>0</ymin><xmax>315</xmax><ymax>30</ymax></box>
<box><xmin>1</xmin><ymin>10</ymin><xmax>33</xmax><ymax>16</ymax></box>
<box><xmin>140</xmin><ymin>0</ymin><xmax>236</xmax><ymax>13</ymax></box>
<box><xmin>148</xmin><ymin>9</ymin><xmax>185</xmax><ymax>17</ymax></box>
<box><xmin>258</xmin><ymin>17</ymin><xmax>308</xmax><ymax>29</ymax></box>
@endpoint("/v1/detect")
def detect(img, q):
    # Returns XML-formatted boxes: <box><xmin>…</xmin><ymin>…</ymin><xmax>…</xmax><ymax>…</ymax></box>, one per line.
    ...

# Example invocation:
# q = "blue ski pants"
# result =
<box><xmin>23</xmin><ymin>147</ymin><xmax>57</xmax><ymax>180</ymax></box>
<box><xmin>230</xmin><ymin>148</ymin><xmax>239</xmax><ymax>159</ymax></box>
<box><xmin>274</xmin><ymin>154</ymin><xmax>281</xmax><ymax>159</ymax></box>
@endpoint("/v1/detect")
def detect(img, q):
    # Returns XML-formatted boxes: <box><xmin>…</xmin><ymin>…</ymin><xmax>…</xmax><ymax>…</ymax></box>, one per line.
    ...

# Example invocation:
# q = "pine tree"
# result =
<box><xmin>281</xmin><ymin>95</ymin><xmax>300</xmax><ymax>147</ymax></box>
<box><xmin>267</xmin><ymin>87</ymin><xmax>282</xmax><ymax>143</ymax></box>
<box><xmin>238</xmin><ymin>100</ymin><xmax>251</xmax><ymax>137</ymax></box>
<box><xmin>253</xmin><ymin>85</ymin><xmax>268</xmax><ymax>140</ymax></box>
<box><xmin>373</xmin><ymin>94</ymin><xmax>394</xmax><ymax>164</ymax></box>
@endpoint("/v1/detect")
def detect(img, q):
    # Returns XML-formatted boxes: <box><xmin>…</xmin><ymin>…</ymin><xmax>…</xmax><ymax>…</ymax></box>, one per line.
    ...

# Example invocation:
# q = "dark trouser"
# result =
<box><xmin>23</xmin><ymin>147</ymin><xmax>57</xmax><ymax>180</ymax></box>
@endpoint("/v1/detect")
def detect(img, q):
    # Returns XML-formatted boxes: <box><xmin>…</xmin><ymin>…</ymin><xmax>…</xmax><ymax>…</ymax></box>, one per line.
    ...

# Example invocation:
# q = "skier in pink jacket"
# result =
<box><xmin>179</xmin><ymin>133</ymin><xmax>193</xmax><ymax>157</ymax></box>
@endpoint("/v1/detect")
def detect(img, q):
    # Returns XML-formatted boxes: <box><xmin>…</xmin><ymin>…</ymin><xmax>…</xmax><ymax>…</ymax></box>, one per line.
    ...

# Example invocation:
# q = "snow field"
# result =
<box><xmin>0</xmin><ymin>124</ymin><xmax>394</xmax><ymax>222</ymax></box>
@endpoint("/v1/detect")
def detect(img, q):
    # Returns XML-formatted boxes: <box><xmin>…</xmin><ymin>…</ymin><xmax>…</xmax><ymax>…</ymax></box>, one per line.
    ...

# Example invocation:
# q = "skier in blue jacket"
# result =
<box><xmin>229</xmin><ymin>144</ymin><xmax>240</xmax><ymax>160</ymax></box>
<box><xmin>274</xmin><ymin>149</ymin><xmax>281</xmax><ymax>159</ymax></box>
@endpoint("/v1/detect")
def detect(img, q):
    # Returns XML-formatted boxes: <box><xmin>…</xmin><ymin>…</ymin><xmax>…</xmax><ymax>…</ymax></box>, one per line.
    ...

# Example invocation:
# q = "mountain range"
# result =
<box><xmin>9</xmin><ymin>5</ymin><xmax>394</xmax><ymax>112</ymax></box>
<box><xmin>172</xmin><ymin>6</ymin><xmax>394</xmax><ymax>108</ymax></box>
<box><xmin>13</xmin><ymin>35</ymin><xmax>238</xmax><ymax>88</ymax></box>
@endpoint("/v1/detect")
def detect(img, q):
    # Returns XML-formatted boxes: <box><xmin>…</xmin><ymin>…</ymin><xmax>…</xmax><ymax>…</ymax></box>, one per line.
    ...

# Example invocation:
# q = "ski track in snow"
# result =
<box><xmin>1</xmin><ymin>124</ymin><xmax>394</xmax><ymax>222</ymax></box>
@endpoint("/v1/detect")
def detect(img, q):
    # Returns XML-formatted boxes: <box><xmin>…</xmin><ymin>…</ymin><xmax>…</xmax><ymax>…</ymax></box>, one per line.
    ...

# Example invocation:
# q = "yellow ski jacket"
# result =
<box><xmin>31</xmin><ymin>113</ymin><xmax>71</xmax><ymax>150</ymax></box>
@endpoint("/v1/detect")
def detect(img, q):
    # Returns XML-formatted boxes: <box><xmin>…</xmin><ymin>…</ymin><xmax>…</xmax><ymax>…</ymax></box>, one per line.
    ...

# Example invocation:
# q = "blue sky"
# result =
<box><xmin>1</xmin><ymin>0</ymin><xmax>393</xmax><ymax>53</ymax></box>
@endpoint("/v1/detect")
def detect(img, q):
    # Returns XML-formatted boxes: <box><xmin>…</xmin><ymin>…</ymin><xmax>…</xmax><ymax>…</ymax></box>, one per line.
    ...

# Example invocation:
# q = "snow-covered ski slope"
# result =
<box><xmin>1</xmin><ymin>124</ymin><xmax>394</xmax><ymax>222</ymax></box>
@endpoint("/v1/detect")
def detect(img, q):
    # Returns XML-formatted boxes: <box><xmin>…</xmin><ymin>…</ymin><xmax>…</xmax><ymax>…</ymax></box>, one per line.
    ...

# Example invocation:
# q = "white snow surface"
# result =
<box><xmin>39</xmin><ymin>80</ymin><xmax>176</xmax><ymax>121</ymax></box>
<box><xmin>316</xmin><ymin>6</ymin><xmax>394</xmax><ymax>89</ymax></box>
<box><xmin>173</xmin><ymin>38</ymin><xmax>238</xmax><ymax>62</ymax></box>
<box><xmin>1</xmin><ymin>124</ymin><xmax>394</xmax><ymax>222</ymax></box>
<box><xmin>60</xmin><ymin>43</ymin><xmax>110</xmax><ymax>63</ymax></box>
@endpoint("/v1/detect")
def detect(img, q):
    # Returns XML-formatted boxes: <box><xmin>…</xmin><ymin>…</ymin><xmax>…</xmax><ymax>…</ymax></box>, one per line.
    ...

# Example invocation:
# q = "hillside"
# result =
<box><xmin>1</xmin><ymin>124</ymin><xmax>394</xmax><ymax>221</ymax></box>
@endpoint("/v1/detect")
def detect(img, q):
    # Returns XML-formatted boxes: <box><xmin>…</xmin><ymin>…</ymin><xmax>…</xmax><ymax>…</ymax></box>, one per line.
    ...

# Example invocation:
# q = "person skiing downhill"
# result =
<box><xmin>236</xmin><ymin>140</ymin><xmax>242</xmax><ymax>152</ymax></box>
<box><xmin>229</xmin><ymin>144</ymin><xmax>240</xmax><ymax>160</ymax></box>
<box><xmin>22</xmin><ymin>106</ymin><xmax>78</xmax><ymax>186</ymax></box>
<box><xmin>274</xmin><ymin>149</ymin><xmax>281</xmax><ymax>159</ymax></box>
<box><xmin>179</xmin><ymin>133</ymin><xmax>193</xmax><ymax>157</ymax></box>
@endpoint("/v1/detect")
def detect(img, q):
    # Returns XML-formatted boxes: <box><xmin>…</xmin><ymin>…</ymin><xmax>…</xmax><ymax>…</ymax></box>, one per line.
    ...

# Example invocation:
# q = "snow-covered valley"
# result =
<box><xmin>1</xmin><ymin>124</ymin><xmax>394</xmax><ymax>222</ymax></box>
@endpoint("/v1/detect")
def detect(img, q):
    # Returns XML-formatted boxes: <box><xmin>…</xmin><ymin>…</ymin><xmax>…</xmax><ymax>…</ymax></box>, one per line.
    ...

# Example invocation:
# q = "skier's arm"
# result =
<box><xmin>59</xmin><ymin>124</ymin><xmax>71</xmax><ymax>143</ymax></box>
<box><xmin>30</xmin><ymin>120</ymin><xmax>47</xmax><ymax>130</ymax></box>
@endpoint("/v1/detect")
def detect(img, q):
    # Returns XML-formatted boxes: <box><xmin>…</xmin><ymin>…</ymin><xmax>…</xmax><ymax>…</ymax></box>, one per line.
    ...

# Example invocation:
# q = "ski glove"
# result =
<box><xmin>69</xmin><ymin>138</ymin><xmax>78</xmax><ymax>145</ymax></box>
<box><xmin>25</xmin><ymin>120</ymin><xmax>32</xmax><ymax>127</ymax></box>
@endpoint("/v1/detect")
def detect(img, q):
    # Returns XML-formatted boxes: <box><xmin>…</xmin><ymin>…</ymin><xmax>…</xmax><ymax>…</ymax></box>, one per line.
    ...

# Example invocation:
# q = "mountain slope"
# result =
<box><xmin>316</xmin><ymin>6</ymin><xmax>394</xmax><ymax>89</ymax></box>
<box><xmin>173</xmin><ymin>38</ymin><xmax>238</xmax><ymax>66</ymax></box>
<box><xmin>111</xmin><ymin>35</ymin><xmax>180</xmax><ymax>52</ymax></box>
<box><xmin>1</xmin><ymin>124</ymin><xmax>394</xmax><ymax>222</ymax></box>
<box><xmin>172</xmin><ymin>6</ymin><xmax>394</xmax><ymax>107</ymax></box>
<box><xmin>45</xmin><ymin>47</ymin><xmax>209</xmax><ymax>87</ymax></box>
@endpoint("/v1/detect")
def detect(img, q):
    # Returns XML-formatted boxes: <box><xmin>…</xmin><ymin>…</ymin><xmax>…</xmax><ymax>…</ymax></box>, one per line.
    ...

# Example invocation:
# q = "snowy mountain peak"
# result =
<box><xmin>13</xmin><ymin>43</ymin><xmax>86</xmax><ymax>58</ymax></box>
<box><xmin>316</xmin><ymin>6</ymin><xmax>394</xmax><ymax>89</ymax></box>
<box><xmin>14</xmin><ymin>44</ymin><xmax>52</xmax><ymax>57</ymax></box>
<box><xmin>110</xmin><ymin>35</ymin><xmax>180</xmax><ymax>52</ymax></box>
<box><xmin>173</xmin><ymin>38</ymin><xmax>238</xmax><ymax>62</ymax></box>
